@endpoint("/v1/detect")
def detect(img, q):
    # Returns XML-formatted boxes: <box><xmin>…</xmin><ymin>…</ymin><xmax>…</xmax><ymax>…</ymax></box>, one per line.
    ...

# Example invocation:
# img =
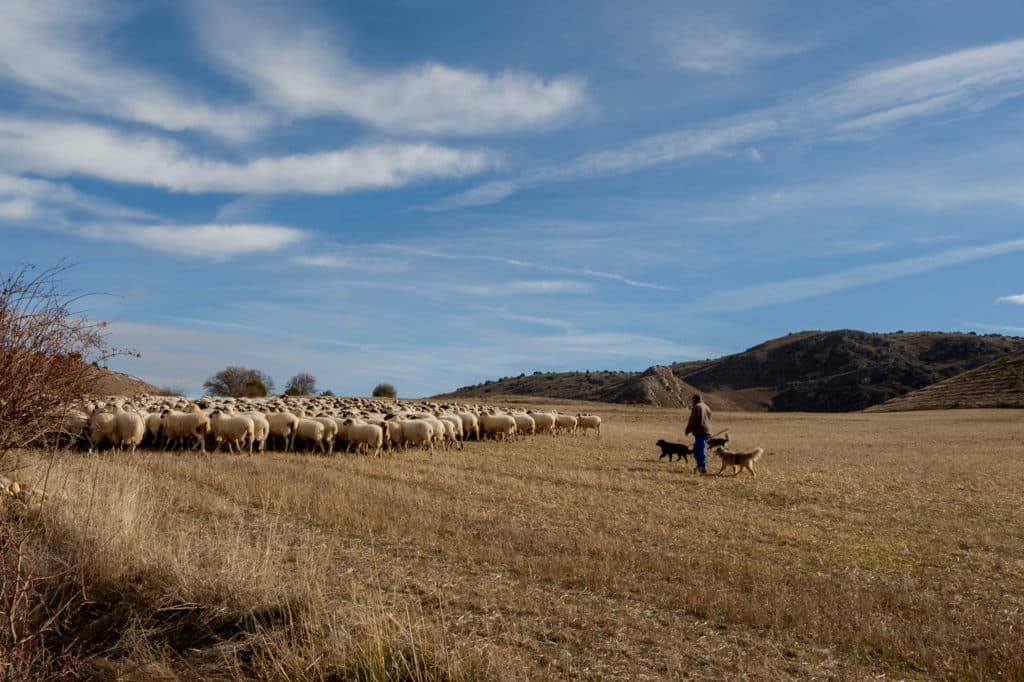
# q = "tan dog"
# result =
<box><xmin>713</xmin><ymin>446</ymin><xmax>764</xmax><ymax>477</ymax></box>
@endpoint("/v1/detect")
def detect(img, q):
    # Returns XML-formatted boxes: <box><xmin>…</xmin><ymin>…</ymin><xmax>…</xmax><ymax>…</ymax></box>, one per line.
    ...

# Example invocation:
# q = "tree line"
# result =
<box><xmin>202</xmin><ymin>366</ymin><xmax>396</xmax><ymax>399</ymax></box>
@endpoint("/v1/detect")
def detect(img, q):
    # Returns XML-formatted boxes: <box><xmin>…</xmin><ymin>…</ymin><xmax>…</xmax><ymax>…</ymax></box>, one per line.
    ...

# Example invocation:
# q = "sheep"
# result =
<box><xmin>527</xmin><ymin>411</ymin><xmax>557</xmax><ymax>436</ymax></box>
<box><xmin>479</xmin><ymin>413</ymin><xmax>516</xmax><ymax>441</ymax></box>
<box><xmin>161</xmin><ymin>406</ymin><xmax>210</xmax><ymax>453</ymax></box>
<box><xmin>266</xmin><ymin>412</ymin><xmax>300</xmax><ymax>451</ymax></box>
<box><xmin>144</xmin><ymin>412</ymin><xmax>164</xmax><ymax>447</ymax></box>
<box><xmin>88</xmin><ymin>408</ymin><xmax>118</xmax><ymax>451</ymax></box>
<box><xmin>458</xmin><ymin>412</ymin><xmax>480</xmax><ymax>440</ymax></box>
<box><xmin>209</xmin><ymin>410</ymin><xmax>255</xmax><ymax>455</ymax></box>
<box><xmin>576</xmin><ymin>413</ymin><xmax>602</xmax><ymax>436</ymax></box>
<box><xmin>438</xmin><ymin>415</ymin><xmax>464</xmax><ymax>450</ymax></box>
<box><xmin>400</xmin><ymin>419</ymin><xmax>435</xmax><ymax>453</ymax></box>
<box><xmin>314</xmin><ymin>416</ymin><xmax>339</xmax><ymax>455</ymax></box>
<box><xmin>114</xmin><ymin>404</ymin><xmax>146</xmax><ymax>455</ymax></box>
<box><xmin>511</xmin><ymin>413</ymin><xmax>535</xmax><ymax>439</ymax></box>
<box><xmin>555</xmin><ymin>413</ymin><xmax>578</xmax><ymax>435</ymax></box>
<box><xmin>242</xmin><ymin>412</ymin><xmax>271</xmax><ymax>453</ymax></box>
<box><xmin>343</xmin><ymin>420</ymin><xmax>384</xmax><ymax>457</ymax></box>
<box><xmin>293</xmin><ymin>418</ymin><xmax>327</xmax><ymax>454</ymax></box>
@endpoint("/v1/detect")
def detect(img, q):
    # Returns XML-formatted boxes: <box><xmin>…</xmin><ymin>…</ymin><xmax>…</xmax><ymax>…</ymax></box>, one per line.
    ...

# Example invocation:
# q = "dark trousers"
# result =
<box><xmin>694</xmin><ymin>434</ymin><xmax>709</xmax><ymax>473</ymax></box>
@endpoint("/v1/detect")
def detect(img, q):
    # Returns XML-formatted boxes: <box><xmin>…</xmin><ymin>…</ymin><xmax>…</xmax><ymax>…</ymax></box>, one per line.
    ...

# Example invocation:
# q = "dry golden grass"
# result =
<box><xmin>6</xmin><ymin>403</ymin><xmax>1024</xmax><ymax>680</ymax></box>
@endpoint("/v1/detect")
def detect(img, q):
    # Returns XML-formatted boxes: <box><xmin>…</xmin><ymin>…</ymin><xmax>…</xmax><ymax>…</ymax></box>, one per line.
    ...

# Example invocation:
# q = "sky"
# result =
<box><xmin>2</xmin><ymin>0</ymin><xmax>1024</xmax><ymax>397</ymax></box>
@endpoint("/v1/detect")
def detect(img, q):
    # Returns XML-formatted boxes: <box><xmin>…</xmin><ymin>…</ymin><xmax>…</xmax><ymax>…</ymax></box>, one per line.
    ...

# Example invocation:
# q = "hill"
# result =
<box><xmin>671</xmin><ymin>330</ymin><xmax>1024</xmax><ymax>411</ymax></box>
<box><xmin>435</xmin><ymin>366</ymin><xmax>715</xmax><ymax>409</ymax></box>
<box><xmin>440</xmin><ymin>330</ymin><xmax>1024</xmax><ymax>412</ymax></box>
<box><xmin>865</xmin><ymin>350</ymin><xmax>1024</xmax><ymax>411</ymax></box>
<box><xmin>82</xmin><ymin>365</ymin><xmax>172</xmax><ymax>397</ymax></box>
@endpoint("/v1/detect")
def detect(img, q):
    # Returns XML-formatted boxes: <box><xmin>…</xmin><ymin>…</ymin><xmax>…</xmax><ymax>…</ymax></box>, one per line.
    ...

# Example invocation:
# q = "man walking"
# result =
<box><xmin>684</xmin><ymin>394</ymin><xmax>712</xmax><ymax>475</ymax></box>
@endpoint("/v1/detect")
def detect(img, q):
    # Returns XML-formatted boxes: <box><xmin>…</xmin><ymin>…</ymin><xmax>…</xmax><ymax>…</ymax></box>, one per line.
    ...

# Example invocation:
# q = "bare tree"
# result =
<box><xmin>0</xmin><ymin>262</ymin><xmax>124</xmax><ymax>460</ymax></box>
<box><xmin>285</xmin><ymin>372</ymin><xmax>317</xmax><ymax>396</ymax></box>
<box><xmin>202</xmin><ymin>366</ymin><xmax>275</xmax><ymax>397</ymax></box>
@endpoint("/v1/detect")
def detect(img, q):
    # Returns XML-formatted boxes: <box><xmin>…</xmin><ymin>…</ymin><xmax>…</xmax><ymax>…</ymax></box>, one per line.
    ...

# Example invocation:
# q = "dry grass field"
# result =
<box><xmin>5</xmin><ymin>401</ymin><xmax>1024</xmax><ymax>680</ymax></box>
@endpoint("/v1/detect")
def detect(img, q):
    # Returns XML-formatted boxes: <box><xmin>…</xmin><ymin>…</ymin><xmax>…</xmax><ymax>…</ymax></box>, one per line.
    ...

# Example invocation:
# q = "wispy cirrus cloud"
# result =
<box><xmin>374</xmin><ymin>244</ymin><xmax>676</xmax><ymax>291</ymax></box>
<box><xmin>660</xmin><ymin>24</ymin><xmax>807</xmax><ymax>74</ymax></box>
<box><xmin>688</xmin><ymin>237</ymin><xmax>1024</xmax><ymax>313</ymax></box>
<box><xmin>0</xmin><ymin>0</ymin><xmax>269</xmax><ymax>140</ymax></box>
<box><xmin>454</xmin><ymin>280</ymin><xmax>594</xmax><ymax>296</ymax></box>
<box><xmin>434</xmin><ymin>37</ymin><xmax>1024</xmax><ymax>209</ymax></box>
<box><xmin>192</xmin><ymin>2</ymin><xmax>586</xmax><ymax>136</ymax></box>
<box><xmin>997</xmin><ymin>294</ymin><xmax>1024</xmax><ymax>305</ymax></box>
<box><xmin>78</xmin><ymin>223</ymin><xmax>306</xmax><ymax>259</ymax></box>
<box><xmin>0</xmin><ymin>118</ymin><xmax>493</xmax><ymax>194</ymax></box>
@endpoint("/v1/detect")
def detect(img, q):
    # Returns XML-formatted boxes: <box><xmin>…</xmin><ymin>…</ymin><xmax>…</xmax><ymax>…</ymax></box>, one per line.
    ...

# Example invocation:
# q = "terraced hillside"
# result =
<box><xmin>866</xmin><ymin>350</ymin><xmax>1024</xmax><ymax>411</ymax></box>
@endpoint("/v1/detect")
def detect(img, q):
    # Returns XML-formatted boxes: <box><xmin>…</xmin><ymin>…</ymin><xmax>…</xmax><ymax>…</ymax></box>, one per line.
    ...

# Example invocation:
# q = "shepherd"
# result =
<box><xmin>684</xmin><ymin>394</ymin><xmax>713</xmax><ymax>475</ymax></box>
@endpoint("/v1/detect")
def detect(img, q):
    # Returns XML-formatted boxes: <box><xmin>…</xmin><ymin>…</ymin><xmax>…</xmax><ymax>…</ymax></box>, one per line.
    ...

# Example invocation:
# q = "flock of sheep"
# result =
<box><xmin>52</xmin><ymin>395</ymin><xmax>604</xmax><ymax>457</ymax></box>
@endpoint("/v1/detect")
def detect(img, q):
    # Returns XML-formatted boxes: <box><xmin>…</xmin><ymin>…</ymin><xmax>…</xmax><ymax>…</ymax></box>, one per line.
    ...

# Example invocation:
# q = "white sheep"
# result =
<box><xmin>479</xmin><ymin>413</ymin><xmax>516</xmax><ymax>441</ymax></box>
<box><xmin>114</xmin><ymin>404</ymin><xmax>146</xmax><ymax>455</ymax></box>
<box><xmin>555</xmin><ymin>413</ymin><xmax>578</xmax><ymax>434</ymax></box>
<box><xmin>512</xmin><ymin>413</ymin><xmax>536</xmax><ymax>439</ymax></box>
<box><xmin>293</xmin><ymin>418</ymin><xmax>327</xmax><ymax>454</ymax></box>
<box><xmin>88</xmin><ymin>408</ymin><xmax>118</xmax><ymax>451</ymax></box>
<box><xmin>266</xmin><ymin>412</ymin><xmax>300</xmax><ymax>451</ymax></box>
<box><xmin>210</xmin><ymin>410</ymin><xmax>255</xmax><ymax>455</ymax></box>
<box><xmin>161</xmin><ymin>405</ymin><xmax>210</xmax><ymax>453</ymax></box>
<box><xmin>314</xmin><ymin>416</ymin><xmax>339</xmax><ymax>455</ymax></box>
<box><xmin>458</xmin><ymin>412</ymin><xmax>480</xmax><ymax>440</ymax></box>
<box><xmin>400</xmin><ymin>419</ymin><xmax>435</xmax><ymax>453</ymax></box>
<box><xmin>343</xmin><ymin>420</ymin><xmax>385</xmax><ymax>457</ymax></box>
<box><xmin>576</xmin><ymin>413</ymin><xmax>602</xmax><ymax>436</ymax></box>
<box><xmin>242</xmin><ymin>412</ymin><xmax>271</xmax><ymax>453</ymax></box>
<box><xmin>527</xmin><ymin>411</ymin><xmax>557</xmax><ymax>436</ymax></box>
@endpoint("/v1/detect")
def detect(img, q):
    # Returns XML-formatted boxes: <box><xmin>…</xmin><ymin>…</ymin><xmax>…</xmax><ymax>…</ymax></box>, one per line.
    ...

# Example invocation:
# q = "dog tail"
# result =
<box><xmin>750</xmin><ymin>447</ymin><xmax>763</xmax><ymax>463</ymax></box>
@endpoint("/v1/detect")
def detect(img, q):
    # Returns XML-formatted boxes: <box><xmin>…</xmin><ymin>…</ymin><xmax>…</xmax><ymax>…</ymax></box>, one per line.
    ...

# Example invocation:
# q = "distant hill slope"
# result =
<box><xmin>865</xmin><ymin>350</ymin><xmax>1024</xmax><ymax>412</ymax></box>
<box><xmin>436</xmin><ymin>366</ymin><xmax>713</xmax><ymax>409</ymax></box>
<box><xmin>671</xmin><ymin>330</ymin><xmax>1024</xmax><ymax>412</ymax></box>
<box><xmin>83</xmin><ymin>365</ymin><xmax>172</xmax><ymax>397</ymax></box>
<box><xmin>440</xmin><ymin>330</ymin><xmax>1024</xmax><ymax>412</ymax></box>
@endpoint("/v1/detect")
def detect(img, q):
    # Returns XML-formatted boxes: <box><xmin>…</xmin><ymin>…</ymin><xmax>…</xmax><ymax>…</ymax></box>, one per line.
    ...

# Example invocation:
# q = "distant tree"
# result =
<box><xmin>372</xmin><ymin>383</ymin><xmax>397</xmax><ymax>398</ymax></box>
<box><xmin>203</xmin><ymin>366</ymin><xmax>275</xmax><ymax>397</ymax></box>
<box><xmin>320</xmin><ymin>389</ymin><xmax>335</xmax><ymax>397</ymax></box>
<box><xmin>285</xmin><ymin>372</ymin><xmax>317</xmax><ymax>396</ymax></box>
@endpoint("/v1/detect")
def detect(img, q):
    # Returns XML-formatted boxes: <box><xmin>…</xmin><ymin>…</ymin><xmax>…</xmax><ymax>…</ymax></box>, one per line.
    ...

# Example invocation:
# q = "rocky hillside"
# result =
<box><xmin>83</xmin><ymin>365</ymin><xmax>173</xmax><ymax>397</ymax></box>
<box><xmin>440</xmin><ymin>330</ymin><xmax>1024</xmax><ymax>412</ymax></box>
<box><xmin>865</xmin><ymin>350</ymin><xmax>1024</xmax><ymax>411</ymax></box>
<box><xmin>436</xmin><ymin>366</ymin><xmax>709</xmax><ymax>409</ymax></box>
<box><xmin>671</xmin><ymin>330</ymin><xmax>1024</xmax><ymax>412</ymax></box>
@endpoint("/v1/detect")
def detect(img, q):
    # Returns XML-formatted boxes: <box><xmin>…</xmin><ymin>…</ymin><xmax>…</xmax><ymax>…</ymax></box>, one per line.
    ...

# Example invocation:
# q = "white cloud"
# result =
<box><xmin>77</xmin><ymin>223</ymin><xmax>306</xmax><ymax>259</ymax></box>
<box><xmin>291</xmin><ymin>253</ymin><xmax>409</xmax><ymax>274</ymax></box>
<box><xmin>0</xmin><ymin>118</ymin><xmax>493</xmax><ymax>194</ymax></box>
<box><xmin>997</xmin><ymin>294</ymin><xmax>1024</xmax><ymax>305</ymax></box>
<box><xmin>661</xmin><ymin>24</ymin><xmax>806</xmax><ymax>74</ymax></box>
<box><xmin>192</xmin><ymin>3</ymin><xmax>586</xmax><ymax>136</ymax></box>
<box><xmin>455</xmin><ymin>280</ymin><xmax>595</xmax><ymax>296</ymax></box>
<box><xmin>814</xmin><ymin>38</ymin><xmax>1024</xmax><ymax>134</ymax></box>
<box><xmin>433</xmin><ymin>37</ymin><xmax>1024</xmax><ymax>209</ymax></box>
<box><xmin>376</xmin><ymin>244</ymin><xmax>675</xmax><ymax>291</ymax></box>
<box><xmin>689</xmin><ymin>238</ymin><xmax>1024</xmax><ymax>312</ymax></box>
<box><xmin>0</xmin><ymin>0</ymin><xmax>269</xmax><ymax>140</ymax></box>
<box><xmin>0</xmin><ymin>172</ymin><xmax>154</xmax><ymax>225</ymax></box>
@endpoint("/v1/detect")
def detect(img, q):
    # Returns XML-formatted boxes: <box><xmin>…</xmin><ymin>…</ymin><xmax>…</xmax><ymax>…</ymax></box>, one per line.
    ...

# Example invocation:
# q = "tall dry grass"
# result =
<box><xmin>3</xmin><ymin>405</ymin><xmax>1023</xmax><ymax>679</ymax></box>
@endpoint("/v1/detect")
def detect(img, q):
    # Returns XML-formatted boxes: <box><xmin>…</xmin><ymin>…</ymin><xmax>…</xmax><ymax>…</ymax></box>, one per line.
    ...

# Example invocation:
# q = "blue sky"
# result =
<box><xmin>2</xmin><ymin>0</ymin><xmax>1024</xmax><ymax>397</ymax></box>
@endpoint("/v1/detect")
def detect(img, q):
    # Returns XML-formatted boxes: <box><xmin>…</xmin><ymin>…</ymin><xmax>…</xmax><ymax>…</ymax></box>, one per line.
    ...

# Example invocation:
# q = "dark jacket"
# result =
<box><xmin>685</xmin><ymin>400</ymin><xmax>712</xmax><ymax>436</ymax></box>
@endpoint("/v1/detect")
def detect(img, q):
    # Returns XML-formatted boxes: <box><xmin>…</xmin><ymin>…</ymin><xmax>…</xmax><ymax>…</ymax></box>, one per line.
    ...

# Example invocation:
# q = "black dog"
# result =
<box><xmin>656</xmin><ymin>439</ymin><xmax>691</xmax><ymax>462</ymax></box>
<box><xmin>708</xmin><ymin>434</ymin><xmax>730</xmax><ymax>449</ymax></box>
